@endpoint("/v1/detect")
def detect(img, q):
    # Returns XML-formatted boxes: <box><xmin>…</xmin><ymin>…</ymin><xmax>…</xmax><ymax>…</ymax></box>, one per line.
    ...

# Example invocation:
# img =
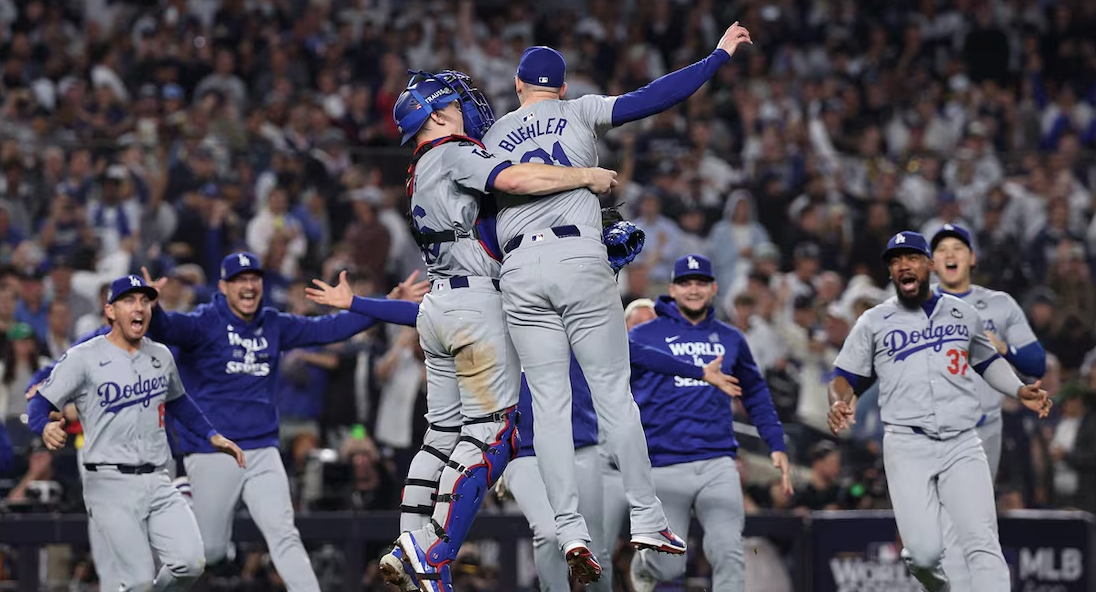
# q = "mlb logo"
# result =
<box><xmin>523</xmin><ymin>112</ymin><xmax>535</xmax><ymax>123</ymax></box>
<box><xmin>531</xmin><ymin>233</ymin><xmax>546</xmax><ymax>242</ymax></box>
<box><xmin>538</xmin><ymin>76</ymin><xmax>549</xmax><ymax>84</ymax></box>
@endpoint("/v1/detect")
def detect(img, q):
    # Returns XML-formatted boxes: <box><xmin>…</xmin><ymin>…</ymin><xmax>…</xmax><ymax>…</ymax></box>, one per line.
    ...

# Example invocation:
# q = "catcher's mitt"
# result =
<box><xmin>602</xmin><ymin>206</ymin><xmax>645</xmax><ymax>274</ymax></box>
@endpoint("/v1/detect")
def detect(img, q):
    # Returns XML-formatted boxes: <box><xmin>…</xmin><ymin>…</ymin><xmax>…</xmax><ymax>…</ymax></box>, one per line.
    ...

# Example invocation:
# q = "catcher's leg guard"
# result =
<box><xmin>400</xmin><ymin>423</ymin><xmax>462</xmax><ymax>532</ymax></box>
<box><xmin>419</xmin><ymin>407</ymin><xmax>520</xmax><ymax>568</ymax></box>
<box><xmin>379</xmin><ymin>545</ymin><xmax>421</xmax><ymax>592</ymax></box>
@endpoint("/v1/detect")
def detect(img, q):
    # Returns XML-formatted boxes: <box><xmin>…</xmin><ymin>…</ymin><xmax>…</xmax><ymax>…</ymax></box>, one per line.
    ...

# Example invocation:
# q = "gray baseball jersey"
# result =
<box><xmin>932</xmin><ymin>284</ymin><xmax>1038</xmax><ymax>417</ymax></box>
<box><xmin>39</xmin><ymin>335</ymin><xmax>185</xmax><ymax>466</ymax></box>
<box><xmin>483</xmin><ymin>94</ymin><xmax>618</xmax><ymax>244</ymax></box>
<box><xmin>409</xmin><ymin>141</ymin><xmax>513</xmax><ymax>281</ymax></box>
<box><xmin>834</xmin><ymin>294</ymin><xmax>999</xmax><ymax>436</ymax></box>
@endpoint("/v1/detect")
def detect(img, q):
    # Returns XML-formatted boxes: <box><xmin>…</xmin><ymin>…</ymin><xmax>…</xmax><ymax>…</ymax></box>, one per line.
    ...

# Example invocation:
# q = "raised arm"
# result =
<box><xmin>305</xmin><ymin>270</ymin><xmax>422</xmax><ymax>327</ymax></box>
<box><xmin>609</xmin><ymin>22</ymin><xmax>752</xmax><ymax>127</ymax></box>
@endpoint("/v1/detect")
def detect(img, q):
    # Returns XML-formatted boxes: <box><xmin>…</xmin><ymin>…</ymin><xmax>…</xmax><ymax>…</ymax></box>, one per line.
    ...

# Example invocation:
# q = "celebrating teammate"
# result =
<box><xmin>139</xmin><ymin>253</ymin><xmax>402</xmax><ymax>592</ymax></box>
<box><xmin>929</xmin><ymin>223</ymin><xmax>1047</xmax><ymax>589</ymax></box>
<box><xmin>606</xmin><ymin>255</ymin><xmax>791</xmax><ymax>592</ymax></box>
<box><xmin>372</xmin><ymin>69</ymin><xmax>618</xmax><ymax>591</ymax></box>
<box><xmin>26</xmin><ymin>275</ymin><xmax>245</xmax><ymax>592</ymax></box>
<box><xmin>828</xmin><ymin>231</ymin><xmax>1051</xmax><ymax>592</ymax></box>
<box><xmin>480</xmin><ymin>22</ymin><xmax>754</xmax><ymax>576</ymax></box>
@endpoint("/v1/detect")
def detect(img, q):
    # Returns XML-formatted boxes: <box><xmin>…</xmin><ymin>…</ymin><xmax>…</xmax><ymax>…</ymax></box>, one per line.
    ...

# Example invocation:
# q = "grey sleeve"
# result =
<box><xmin>37</xmin><ymin>350</ymin><xmax>85</xmax><ymax>409</ymax></box>
<box><xmin>449</xmin><ymin>143</ymin><xmax>514</xmax><ymax>193</ymax></box>
<box><xmin>1002</xmin><ymin>294</ymin><xmax>1039</xmax><ymax>349</ymax></box>
<box><xmin>967</xmin><ymin>309</ymin><xmax>1000</xmax><ymax>367</ymax></box>
<box><xmin>833</xmin><ymin>312</ymin><xmax>876</xmax><ymax>377</ymax></box>
<box><xmin>164</xmin><ymin>353</ymin><xmax>186</xmax><ymax>402</ymax></box>
<box><xmin>573</xmin><ymin>94</ymin><xmax>618</xmax><ymax>135</ymax></box>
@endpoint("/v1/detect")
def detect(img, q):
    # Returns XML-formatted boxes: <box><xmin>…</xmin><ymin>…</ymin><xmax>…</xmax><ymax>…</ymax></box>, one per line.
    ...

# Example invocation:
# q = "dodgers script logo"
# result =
<box><xmin>98</xmin><ymin>375</ymin><xmax>170</xmax><ymax>413</ymax></box>
<box><xmin>883</xmin><ymin>321</ymin><xmax>970</xmax><ymax>361</ymax></box>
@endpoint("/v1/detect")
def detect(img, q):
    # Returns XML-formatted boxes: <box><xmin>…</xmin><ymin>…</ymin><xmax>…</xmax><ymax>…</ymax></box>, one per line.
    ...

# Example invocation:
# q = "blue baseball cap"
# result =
<box><xmin>516</xmin><ymin>46</ymin><xmax>566</xmax><ymax>88</ymax></box>
<box><xmin>881</xmin><ymin>231</ymin><xmax>932</xmax><ymax>263</ymax></box>
<box><xmin>930</xmin><ymin>223</ymin><xmax>974</xmax><ymax>253</ymax></box>
<box><xmin>220</xmin><ymin>252</ymin><xmax>264</xmax><ymax>281</ymax></box>
<box><xmin>107</xmin><ymin>275</ymin><xmax>159</xmax><ymax>304</ymax></box>
<box><xmin>671</xmin><ymin>254</ymin><xmax>715</xmax><ymax>283</ymax></box>
<box><xmin>162</xmin><ymin>83</ymin><xmax>184</xmax><ymax>101</ymax></box>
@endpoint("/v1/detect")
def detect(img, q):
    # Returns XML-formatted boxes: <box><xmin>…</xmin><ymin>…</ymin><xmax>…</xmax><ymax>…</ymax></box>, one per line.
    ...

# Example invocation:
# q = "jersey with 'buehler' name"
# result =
<box><xmin>482</xmin><ymin>94</ymin><xmax>618</xmax><ymax>246</ymax></box>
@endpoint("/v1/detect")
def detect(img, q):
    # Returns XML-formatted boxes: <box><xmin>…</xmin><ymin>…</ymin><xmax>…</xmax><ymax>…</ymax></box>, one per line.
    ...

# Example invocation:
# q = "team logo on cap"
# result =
<box><xmin>943</xmin><ymin>224</ymin><xmax>954</xmax><ymax>231</ymax></box>
<box><xmin>687</xmin><ymin>256</ymin><xmax>700</xmax><ymax>269</ymax></box>
<box><xmin>894</xmin><ymin>233</ymin><xmax>906</xmax><ymax>244</ymax></box>
<box><xmin>239</xmin><ymin>253</ymin><xmax>250</xmax><ymax>267</ymax></box>
<box><xmin>129</xmin><ymin>276</ymin><xmax>141</xmax><ymax>287</ymax></box>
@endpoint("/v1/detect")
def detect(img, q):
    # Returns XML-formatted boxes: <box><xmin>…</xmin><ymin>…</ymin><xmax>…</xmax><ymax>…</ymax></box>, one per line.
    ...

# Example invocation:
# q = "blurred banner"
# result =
<box><xmin>811</xmin><ymin>510</ymin><xmax>1096</xmax><ymax>592</ymax></box>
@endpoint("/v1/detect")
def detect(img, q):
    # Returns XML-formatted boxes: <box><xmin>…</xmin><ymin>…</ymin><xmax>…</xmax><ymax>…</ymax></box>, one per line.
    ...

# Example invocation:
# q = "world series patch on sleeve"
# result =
<box><xmin>602</xmin><ymin>206</ymin><xmax>645</xmax><ymax>273</ymax></box>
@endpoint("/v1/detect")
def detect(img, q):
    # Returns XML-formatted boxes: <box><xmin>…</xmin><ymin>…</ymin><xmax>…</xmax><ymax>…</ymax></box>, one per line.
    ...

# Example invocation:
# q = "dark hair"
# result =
<box><xmin>2</xmin><ymin>335</ymin><xmax>41</xmax><ymax>386</ymax></box>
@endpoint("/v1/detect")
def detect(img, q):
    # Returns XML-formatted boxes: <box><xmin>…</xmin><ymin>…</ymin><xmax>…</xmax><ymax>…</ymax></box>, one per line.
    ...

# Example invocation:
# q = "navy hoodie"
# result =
<box><xmin>628</xmin><ymin>296</ymin><xmax>786</xmax><ymax>467</ymax></box>
<box><xmin>515</xmin><ymin>341</ymin><xmax>710</xmax><ymax>459</ymax></box>
<box><xmin>148</xmin><ymin>293</ymin><xmax>378</xmax><ymax>453</ymax></box>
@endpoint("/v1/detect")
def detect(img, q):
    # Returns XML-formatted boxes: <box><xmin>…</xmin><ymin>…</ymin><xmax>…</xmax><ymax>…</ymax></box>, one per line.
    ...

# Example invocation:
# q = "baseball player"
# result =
<box><xmin>480</xmin><ymin>23</ymin><xmax>754</xmax><ymax>574</ymax></box>
<box><xmin>603</xmin><ymin>255</ymin><xmax>791</xmax><ymax>592</ymax></box>
<box><xmin>26</xmin><ymin>275</ymin><xmax>246</xmax><ymax>592</ymax></box>
<box><xmin>372</xmin><ymin>69</ymin><xmax>619</xmax><ymax>591</ymax></box>
<box><xmin>929</xmin><ymin>223</ymin><xmax>1047</xmax><ymax>590</ymax></box>
<box><xmin>829</xmin><ymin>231</ymin><xmax>1051</xmax><ymax>592</ymax></box>
<box><xmin>139</xmin><ymin>252</ymin><xmax>394</xmax><ymax>592</ymax></box>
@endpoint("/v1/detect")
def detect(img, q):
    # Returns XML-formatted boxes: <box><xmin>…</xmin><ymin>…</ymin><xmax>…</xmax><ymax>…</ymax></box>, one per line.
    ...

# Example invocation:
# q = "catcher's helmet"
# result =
<box><xmin>392</xmin><ymin>70</ymin><xmax>495</xmax><ymax>145</ymax></box>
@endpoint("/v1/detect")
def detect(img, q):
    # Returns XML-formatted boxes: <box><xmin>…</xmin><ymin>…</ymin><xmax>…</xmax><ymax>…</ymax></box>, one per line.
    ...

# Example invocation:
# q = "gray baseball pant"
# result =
<box><xmin>500</xmin><ymin>227</ymin><xmax>668</xmax><ymax>549</ymax></box>
<box><xmin>884</xmin><ymin>426</ymin><xmax>1009</xmax><ymax>592</ymax></box>
<box><xmin>78</xmin><ymin>448</ymin><xmax>115</xmax><ymax>583</ymax></box>
<box><xmin>83</xmin><ymin>467</ymin><xmax>204</xmax><ymax>592</ymax></box>
<box><xmin>940</xmin><ymin>414</ymin><xmax>1004</xmax><ymax>591</ymax></box>
<box><xmin>505</xmin><ymin>446</ymin><xmax>610</xmax><ymax>592</ymax></box>
<box><xmin>184</xmin><ymin>447</ymin><xmax>319</xmax><ymax>592</ymax></box>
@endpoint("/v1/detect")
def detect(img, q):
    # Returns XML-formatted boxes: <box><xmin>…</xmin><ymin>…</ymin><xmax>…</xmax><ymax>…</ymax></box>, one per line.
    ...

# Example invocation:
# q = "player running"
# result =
<box><xmin>375</xmin><ymin>69</ymin><xmax>618</xmax><ymax>591</ymax></box>
<box><xmin>140</xmin><ymin>252</ymin><xmax>406</xmax><ymax>592</ymax></box>
<box><xmin>480</xmin><ymin>22</ymin><xmax>754</xmax><ymax>574</ymax></box>
<box><xmin>606</xmin><ymin>255</ymin><xmax>792</xmax><ymax>592</ymax></box>
<box><xmin>929</xmin><ymin>223</ymin><xmax>1047</xmax><ymax>590</ymax></box>
<box><xmin>829</xmin><ymin>231</ymin><xmax>1051</xmax><ymax>592</ymax></box>
<box><xmin>26</xmin><ymin>275</ymin><xmax>245</xmax><ymax>592</ymax></box>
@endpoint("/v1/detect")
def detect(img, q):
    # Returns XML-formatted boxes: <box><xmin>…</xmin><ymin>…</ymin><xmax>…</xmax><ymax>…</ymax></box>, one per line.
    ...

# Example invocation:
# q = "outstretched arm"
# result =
<box><xmin>610</xmin><ymin>22</ymin><xmax>752</xmax><ymax>127</ymax></box>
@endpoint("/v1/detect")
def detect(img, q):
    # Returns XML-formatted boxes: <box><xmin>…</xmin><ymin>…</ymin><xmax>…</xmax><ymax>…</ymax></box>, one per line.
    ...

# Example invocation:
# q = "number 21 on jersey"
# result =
<box><xmin>521</xmin><ymin>141</ymin><xmax>572</xmax><ymax>167</ymax></box>
<box><xmin>946</xmin><ymin>349</ymin><xmax>969</xmax><ymax>376</ymax></box>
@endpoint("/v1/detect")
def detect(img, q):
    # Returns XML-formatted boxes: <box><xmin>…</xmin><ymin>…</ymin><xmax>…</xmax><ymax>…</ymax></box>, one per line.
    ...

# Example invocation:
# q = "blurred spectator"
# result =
<box><xmin>343</xmin><ymin>194</ymin><xmax>391</xmax><ymax>283</ymax></box>
<box><xmin>1049</xmin><ymin>381</ymin><xmax>1096</xmax><ymax>514</ymax></box>
<box><xmin>792</xmin><ymin>441</ymin><xmax>843</xmax><ymax>511</ymax></box>
<box><xmin>42</xmin><ymin>301</ymin><xmax>71</xmax><ymax>359</ymax></box>
<box><xmin>44</xmin><ymin>256</ymin><xmax>95</xmax><ymax>335</ymax></box>
<box><xmin>15</xmin><ymin>270</ymin><xmax>49</xmax><ymax>342</ymax></box>
<box><xmin>706</xmin><ymin>188</ymin><xmax>772</xmax><ymax>290</ymax></box>
<box><xmin>0</xmin><ymin>323</ymin><xmax>48</xmax><ymax>421</ymax></box>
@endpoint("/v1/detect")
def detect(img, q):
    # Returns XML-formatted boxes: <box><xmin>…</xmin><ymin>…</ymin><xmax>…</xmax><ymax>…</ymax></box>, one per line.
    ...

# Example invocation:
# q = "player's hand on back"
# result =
<box><xmin>583</xmin><ymin>167</ymin><xmax>619</xmax><ymax>194</ymax></box>
<box><xmin>209</xmin><ymin>434</ymin><xmax>247</xmax><ymax>468</ymax></box>
<box><xmin>717</xmin><ymin>21</ymin><xmax>753</xmax><ymax>58</ymax></box>
<box><xmin>42</xmin><ymin>416</ymin><xmax>68</xmax><ymax>450</ymax></box>
<box><xmin>828</xmin><ymin>399</ymin><xmax>856</xmax><ymax>435</ymax></box>
<box><xmin>771</xmin><ymin>451</ymin><xmax>794</xmax><ymax>496</ymax></box>
<box><xmin>1017</xmin><ymin>379</ymin><xmax>1052</xmax><ymax>419</ymax></box>
<box><xmin>306</xmin><ymin>270</ymin><xmax>355</xmax><ymax>310</ymax></box>
<box><xmin>701</xmin><ymin>355</ymin><xmax>742</xmax><ymax>397</ymax></box>
<box><xmin>387</xmin><ymin>269</ymin><xmax>431</xmax><ymax>304</ymax></box>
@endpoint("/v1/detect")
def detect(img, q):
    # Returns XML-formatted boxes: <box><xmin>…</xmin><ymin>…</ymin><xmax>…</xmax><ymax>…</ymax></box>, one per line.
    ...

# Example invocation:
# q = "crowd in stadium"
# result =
<box><xmin>0</xmin><ymin>0</ymin><xmax>1094</xmax><ymax>590</ymax></box>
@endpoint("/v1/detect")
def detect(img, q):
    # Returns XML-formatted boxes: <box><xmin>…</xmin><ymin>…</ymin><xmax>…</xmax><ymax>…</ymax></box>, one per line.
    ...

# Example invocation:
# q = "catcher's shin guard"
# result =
<box><xmin>400</xmin><ymin>424</ymin><xmax>462</xmax><ymax>532</ymax></box>
<box><xmin>424</xmin><ymin>406</ymin><xmax>520</xmax><ymax>567</ymax></box>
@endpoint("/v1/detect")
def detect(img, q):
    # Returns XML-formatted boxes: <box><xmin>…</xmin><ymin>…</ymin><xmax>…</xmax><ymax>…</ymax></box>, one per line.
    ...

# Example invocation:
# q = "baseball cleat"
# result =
<box><xmin>396</xmin><ymin>531</ymin><xmax>452</xmax><ymax>592</ymax></box>
<box><xmin>379</xmin><ymin>546</ymin><xmax>420</xmax><ymax>592</ymax></box>
<box><xmin>631</xmin><ymin>529</ymin><xmax>687</xmax><ymax>555</ymax></box>
<box><xmin>563</xmin><ymin>542</ymin><xmax>602</xmax><ymax>584</ymax></box>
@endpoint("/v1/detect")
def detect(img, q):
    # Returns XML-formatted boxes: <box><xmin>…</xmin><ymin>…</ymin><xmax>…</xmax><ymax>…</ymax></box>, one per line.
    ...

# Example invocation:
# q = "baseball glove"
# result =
<box><xmin>602</xmin><ymin>206</ymin><xmax>645</xmax><ymax>274</ymax></box>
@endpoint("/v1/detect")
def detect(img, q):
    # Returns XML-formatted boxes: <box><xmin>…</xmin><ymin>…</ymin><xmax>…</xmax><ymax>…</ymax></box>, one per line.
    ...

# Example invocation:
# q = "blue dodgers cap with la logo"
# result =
<box><xmin>881</xmin><ymin>231</ymin><xmax>932</xmax><ymax>262</ymax></box>
<box><xmin>930</xmin><ymin>223</ymin><xmax>974</xmax><ymax>253</ymax></box>
<box><xmin>107</xmin><ymin>275</ymin><xmax>159</xmax><ymax>304</ymax></box>
<box><xmin>516</xmin><ymin>46</ymin><xmax>567</xmax><ymax>88</ymax></box>
<box><xmin>671</xmin><ymin>254</ymin><xmax>715</xmax><ymax>282</ymax></box>
<box><xmin>220</xmin><ymin>252</ymin><xmax>265</xmax><ymax>281</ymax></box>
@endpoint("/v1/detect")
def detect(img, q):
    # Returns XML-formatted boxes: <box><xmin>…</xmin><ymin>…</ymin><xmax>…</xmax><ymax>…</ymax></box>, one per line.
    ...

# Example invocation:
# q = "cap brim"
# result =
<box><xmin>110</xmin><ymin>286</ymin><xmax>159</xmax><ymax>304</ymax></box>
<box><xmin>224</xmin><ymin>269</ymin><xmax>265</xmax><ymax>281</ymax></box>
<box><xmin>672</xmin><ymin>273</ymin><xmax>715</xmax><ymax>283</ymax></box>
<box><xmin>882</xmin><ymin>247</ymin><xmax>931</xmax><ymax>263</ymax></box>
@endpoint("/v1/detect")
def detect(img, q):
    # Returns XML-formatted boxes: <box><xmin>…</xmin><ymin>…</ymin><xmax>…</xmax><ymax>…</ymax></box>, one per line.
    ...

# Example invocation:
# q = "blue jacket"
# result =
<box><xmin>515</xmin><ymin>340</ymin><xmax>709</xmax><ymax>459</ymax></box>
<box><xmin>628</xmin><ymin>296</ymin><xmax>786</xmax><ymax>467</ymax></box>
<box><xmin>147</xmin><ymin>293</ymin><xmax>378</xmax><ymax>453</ymax></box>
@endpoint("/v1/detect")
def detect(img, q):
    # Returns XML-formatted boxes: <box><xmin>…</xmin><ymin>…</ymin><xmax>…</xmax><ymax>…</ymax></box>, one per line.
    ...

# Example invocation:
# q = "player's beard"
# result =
<box><xmin>677</xmin><ymin>302</ymin><xmax>710</xmax><ymax>323</ymax></box>
<box><xmin>895</xmin><ymin>278</ymin><xmax>931</xmax><ymax>309</ymax></box>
